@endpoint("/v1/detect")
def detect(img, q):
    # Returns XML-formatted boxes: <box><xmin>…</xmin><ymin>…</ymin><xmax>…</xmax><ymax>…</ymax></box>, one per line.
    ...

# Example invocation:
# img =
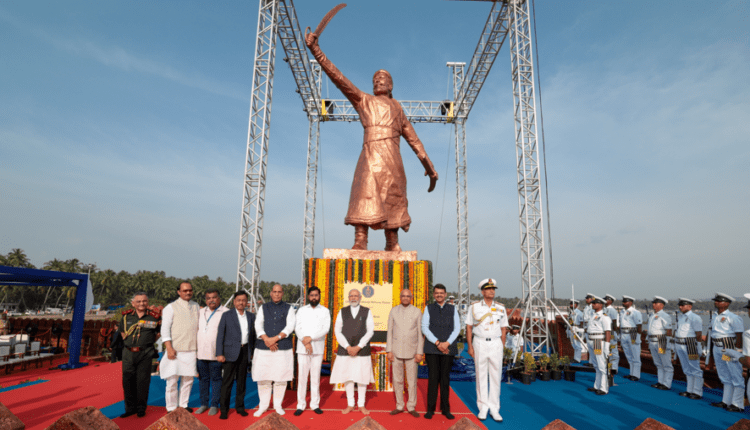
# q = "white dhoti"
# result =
<box><xmin>252</xmin><ymin>349</ymin><xmax>294</xmax><ymax>413</ymax></box>
<box><xmin>160</xmin><ymin>351</ymin><xmax>197</xmax><ymax>411</ymax></box>
<box><xmin>330</xmin><ymin>355</ymin><xmax>374</xmax><ymax>408</ymax></box>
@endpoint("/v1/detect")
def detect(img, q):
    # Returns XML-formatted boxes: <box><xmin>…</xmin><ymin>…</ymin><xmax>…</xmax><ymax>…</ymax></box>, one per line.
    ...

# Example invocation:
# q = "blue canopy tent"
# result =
<box><xmin>0</xmin><ymin>265</ymin><xmax>91</xmax><ymax>369</ymax></box>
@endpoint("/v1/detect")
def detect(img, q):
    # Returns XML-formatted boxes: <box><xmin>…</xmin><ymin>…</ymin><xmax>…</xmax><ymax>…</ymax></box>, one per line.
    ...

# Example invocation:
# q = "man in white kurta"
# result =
<box><xmin>252</xmin><ymin>284</ymin><xmax>296</xmax><ymax>417</ymax></box>
<box><xmin>195</xmin><ymin>289</ymin><xmax>228</xmax><ymax>415</ymax></box>
<box><xmin>330</xmin><ymin>289</ymin><xmax>375</xmax><ymax>414</ymax></box>
<box><xmin>293</xmin><ymin>286</ymin><xmax>331</xmax><ymax>416</ymax></box>
<box><xmin>160</xmin><ymin>282</ymin><xmax>200</xmax><ymax>412</ymax></box>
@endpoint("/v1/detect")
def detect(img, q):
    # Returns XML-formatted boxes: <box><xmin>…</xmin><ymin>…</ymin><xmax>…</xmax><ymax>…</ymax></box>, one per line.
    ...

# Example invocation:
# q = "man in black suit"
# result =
<box><xmin>216</xmin><ymin>291</ymin><xmax>256</xmax><ymax>420</ymax></box>
<box><xmin>110</xmin><ymin>322</ymin><xmax>124</xmax><ymax>363</ymax></box>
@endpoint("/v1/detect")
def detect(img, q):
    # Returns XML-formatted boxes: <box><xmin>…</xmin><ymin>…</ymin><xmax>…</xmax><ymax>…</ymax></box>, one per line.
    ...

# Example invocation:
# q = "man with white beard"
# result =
<box><xmin>330</xmin><ymin>289</ymin><xmax>375</xmax><ymax>414</ymax></box>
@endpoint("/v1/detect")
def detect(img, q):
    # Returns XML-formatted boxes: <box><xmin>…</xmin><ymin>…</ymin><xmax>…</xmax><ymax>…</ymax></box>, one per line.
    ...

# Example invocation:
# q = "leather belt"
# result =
<box><xmin>588</xmin><ymin>334</ymin><xmax>605</xmax><ymax>340</ymax></box>
<box><xmin>712</xmin><ymin>337</ymin><xmax>734</xmax><ymax>347</ymax></box>
<box><xmin>620</xmin><ymin>328</ymin><xmax>637</xmax><ymax>333</ymax></box>
<box><xmin>648</xmin><ymin>335</ymin><xmax>665</xmax><ymax>341</ymax></box>
<box><xmin>674</xmin><ymin>337</ymin><xmax>695</xmax><ymax>345</ymax></box>
<box><xmin>126</xmin><ymin>346</ymin><xmax>144</xmax><ymax>352</ymax></box>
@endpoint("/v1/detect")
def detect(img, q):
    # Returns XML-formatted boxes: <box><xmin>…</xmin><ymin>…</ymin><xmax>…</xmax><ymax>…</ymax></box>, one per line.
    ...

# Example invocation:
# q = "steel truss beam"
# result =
<box><xmin>319</xmin><ymin>100</ymin><xmax>452</xmax><ymax>124</ymax></box>
<box><xmin>236</xmin><ymin>0</ymin><xmax>280</xmax><ymax>312</ymax></box>
<box><xmin>448</xmin><ymin>63</ymin><xmax>471</xmax><ymax>322</ymax></box>
<box><xmin>509</xmin><ymin>0</ymin><xmax>549</xmax><ymax>356</ymax></box>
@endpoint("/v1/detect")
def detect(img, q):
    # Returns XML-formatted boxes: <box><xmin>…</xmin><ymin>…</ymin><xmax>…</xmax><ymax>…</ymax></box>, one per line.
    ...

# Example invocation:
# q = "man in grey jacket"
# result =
<box><xmin>386</xmin><ymin>288</ymin><xmax>424</xmax><ymax>417</ymax></box>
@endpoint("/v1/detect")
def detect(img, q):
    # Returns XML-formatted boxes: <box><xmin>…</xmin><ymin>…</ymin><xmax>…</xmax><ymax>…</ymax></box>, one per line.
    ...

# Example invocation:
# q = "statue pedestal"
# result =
<box><xmin>323</xmin><ymin>248</ymin><xmax>417</xmax><ymax>261</ymax></box>
<box><xmin>304</xmin><ymin>255</ymin><xmax>433</xmax><ymax>392</ymax></box>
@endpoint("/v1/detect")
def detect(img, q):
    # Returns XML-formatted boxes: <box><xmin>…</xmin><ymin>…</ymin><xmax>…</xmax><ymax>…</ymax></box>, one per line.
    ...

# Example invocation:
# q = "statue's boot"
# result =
<box><xmin>384</xmin><ymin>228</ymin><xmax>402</xmax><ymax>252</ymax></box>
<box><xmin>352</xmin><ymin>225</ymin><xmax>368</xmax><ymax>250</ymax></box>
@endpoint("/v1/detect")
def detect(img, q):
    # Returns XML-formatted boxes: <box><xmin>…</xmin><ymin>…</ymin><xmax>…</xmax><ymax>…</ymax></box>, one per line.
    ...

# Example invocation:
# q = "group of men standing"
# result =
<box><xmin>568</xmin><ymin>291</ymin><xmax>749</xmax><ymax>413</ymax></box>
<box><xmin>116</xmin><ymin>278</ymin><xmax>512</xmax><ymax>422</ymax></box>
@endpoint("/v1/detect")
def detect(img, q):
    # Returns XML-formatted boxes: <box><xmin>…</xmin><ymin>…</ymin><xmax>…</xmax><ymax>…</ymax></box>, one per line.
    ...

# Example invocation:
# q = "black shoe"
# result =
<box><xmin>595</xmin><ymin>390</ymin><xmax>607</xmax><ymax>395</ymax></box>
<box><xmin>587</xmin><ymin>387</ymin><xmax>597</xmax><ymax>392</ymax></box>
<box><xmin>711</xmin><ymin>401</ymin><xmax>728</xmax><ymax>409</ymax></box>
<box><xmin>679</xmin><ymin>392</ymin><xmax>690</xmax><ymax>397</ymax></box>
<box><xmin>656</xmin><ymin>384</ymin><xmax>670</xmax><ymax>391</ymax></box>
<box><xmin>651</xmin><ymin>383</ymin><xmax>664</xmax><ymax>389</ymax></box>
<box><xmin>727</xmin><ymin>405</ymin><xmax>743</xmax><ymax>412</ymax></box>
<box><xmin>119</xmin><ymin>411</ymin><xmax>136</xmax><ymax>418</ymax></box>
<box><xmin>294</xmin><ymin>409</ymin><xmax>304</xmax><ymax>416</ymax></box>
<box><xmin>236</xmin><ymin>409</ymin><xmax>248</xmax><ymax>417</ymax></box>
<box><xmin>443</xmin><ymin>412</ymin><xmax>455</xmax><ymax>420</ymax></box>
<box><xmin>219</xmin><ymin>413</ymin><xmax>228</xmax><ymax>420</ymax></box>
<box><xmin>424</xmin><ymin>412</ymin><xmax>434</xmax><ymax>419</ymax></box>
<box><xmin>184</xmin><ymin>407</ymin><xmax>193</xmax><ymax>413</ymax></box>
<box><xmin>688</xmin><ymin>393</ymin><xmax>702</xmax><ymax>400</ymax></box>
<box><xmin>136</xmin><ymin>411</ymin><xmax>146</xmax><ymax>418</ymax></box>
<box><xmin>314</xmin><ymin>408</ymin><xmax>324</xmax><ymax>415</ymax></box>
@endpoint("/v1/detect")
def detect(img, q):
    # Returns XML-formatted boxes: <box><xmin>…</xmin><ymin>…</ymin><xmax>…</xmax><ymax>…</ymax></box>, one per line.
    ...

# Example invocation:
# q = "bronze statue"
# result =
<box><xmin>305</xmin><ymin>9</ymin><xmax>438</xmax><ymax>252</ymax></box>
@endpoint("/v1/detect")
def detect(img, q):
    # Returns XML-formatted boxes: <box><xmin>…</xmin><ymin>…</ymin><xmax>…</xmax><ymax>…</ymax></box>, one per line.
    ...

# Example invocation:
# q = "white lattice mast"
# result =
<box><xmin>509</xmin><ymin>0</ymin><xmax>550</xmax><ymax>356</ymax></box>
<box><xmin>236</xmin><ymin>0</ymin><xmax>280</xmax><ymax>312</ymax></box>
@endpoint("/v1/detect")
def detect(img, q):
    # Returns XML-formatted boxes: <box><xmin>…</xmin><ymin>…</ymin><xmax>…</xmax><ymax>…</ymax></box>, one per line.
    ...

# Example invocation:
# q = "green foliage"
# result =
<box><xmin>538</xmin><ymin>353</ymin><xmax>550</xmax><ymax>371</ymax></box>
<box><xmin>549</xmin><ymin>352</ymin><xmax>560</xmax><ymax>371</ymax></box>
<box><xmin>1</xmin><ymin>248</ymin><xmax>301</xmax><ymax>311</ymax></box>
<box><xmin>522</xmin><ymin>352</ymin><xmax>536</xmax><ymax>374</ymax></box>
<box><xmin>560</xmin><ymin>355</ymin><xmax>571</xmax><ymax>371</ymax></box>
<box><xmin>503</xmin><ymin>347</ymin><xmax>513</xmax><ymax>364</ymax></box>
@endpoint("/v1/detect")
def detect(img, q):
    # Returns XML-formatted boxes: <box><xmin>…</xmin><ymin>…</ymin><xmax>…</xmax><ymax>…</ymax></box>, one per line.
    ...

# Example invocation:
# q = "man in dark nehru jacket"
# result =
<box><xmin>422</xmin><ymin>283</ymin><xmax>460</xmax><ymax>420</ymax></box>
<box><xmin>119</xmin><ymin>292</ymin><xmax>161</xmax><ymax>418</ymax></box>
<box><xmin>253</xmin><ymin>284</ymin><xmax>296</xmax><ymax>416</ymax></box>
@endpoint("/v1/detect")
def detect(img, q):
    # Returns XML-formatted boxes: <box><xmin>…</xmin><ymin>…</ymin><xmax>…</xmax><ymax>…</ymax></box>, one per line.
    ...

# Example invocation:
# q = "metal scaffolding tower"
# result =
<box><xmin>237</xmin><ymin>0</ymin><xmax>551</xmax><ymax>352</ymax></box>
<box><xmin>509</xmin><ymin>0</ymin><xmax>550</xmax><ymax>355</ymax></box>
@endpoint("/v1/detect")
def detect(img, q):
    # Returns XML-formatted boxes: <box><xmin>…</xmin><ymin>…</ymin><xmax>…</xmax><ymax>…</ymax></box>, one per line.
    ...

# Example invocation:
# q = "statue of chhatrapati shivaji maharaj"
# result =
<box><xmin>305</xmin><ymin>6</ymin><xmax>438</xmax><ymax>253</ymax></box>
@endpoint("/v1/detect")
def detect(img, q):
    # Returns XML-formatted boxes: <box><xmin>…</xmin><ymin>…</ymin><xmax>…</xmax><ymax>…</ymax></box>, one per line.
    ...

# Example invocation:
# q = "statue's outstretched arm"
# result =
<box><xmin>305</xmin><ymin>33</ymin><xmax>363</xmax><ymax>106</ymax></box>
<box><xmin>402</xmin><ymin>115</ymin><xmax>438</xmax><ymax>193</ymax></box>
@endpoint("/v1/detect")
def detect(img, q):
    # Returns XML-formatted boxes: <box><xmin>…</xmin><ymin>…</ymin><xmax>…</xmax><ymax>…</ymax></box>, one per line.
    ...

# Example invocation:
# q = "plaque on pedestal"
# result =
<box><xmin>304</xmin><ymin>252</ymin><xmax>433</xmax><ymax>392</ymax></box>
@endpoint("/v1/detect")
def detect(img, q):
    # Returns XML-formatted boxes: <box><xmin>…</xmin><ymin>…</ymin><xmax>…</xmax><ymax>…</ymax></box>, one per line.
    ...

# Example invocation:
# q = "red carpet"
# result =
<box><xmin>1</xmin><ymin>361</ymin><xmax>486</xmax><ymax>430</ymax></box>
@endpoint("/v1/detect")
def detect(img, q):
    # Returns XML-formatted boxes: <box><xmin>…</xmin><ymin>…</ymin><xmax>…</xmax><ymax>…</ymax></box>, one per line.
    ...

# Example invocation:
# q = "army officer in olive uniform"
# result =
<box><xmin>119</xmin><ymin>292</ymin><xmax>161</xmax><ymax>418</ymax></box>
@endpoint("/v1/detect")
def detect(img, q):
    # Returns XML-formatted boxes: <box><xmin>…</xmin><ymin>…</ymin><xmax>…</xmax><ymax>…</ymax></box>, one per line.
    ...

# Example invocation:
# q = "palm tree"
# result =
<box><xmin>6</xmin><ymin>248</ymin><xmax>34</xmax><ymax>268</ymax></box>
<box><xmin>40</xmin><ymin>259</ymin><xmax>67</xmax><ymax>310</ymax></box>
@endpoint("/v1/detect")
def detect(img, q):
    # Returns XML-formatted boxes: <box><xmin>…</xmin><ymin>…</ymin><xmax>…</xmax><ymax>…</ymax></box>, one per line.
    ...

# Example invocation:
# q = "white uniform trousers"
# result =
<box><xmin>592</xmin><ymin>349</ymin><xmax>609</xmax><ymax>393</ymax></box>
<box><xmin>674</xmin><ymin>344</ymin><xmax>703</xmax><ymax>397</ymax></box>
<box><xmin>392</xmin><ymin>357</ymin><xmax>418</xmax><ymax>411</ymax></box>
<box><xmin>620</xmin><ymin>332</ymin><xmax>642</xmax><ymax>379</ymax></box>
<box><xmin>608</xmin><ymin>336</ymin><xmax>619</xmax><ymax>373</ymax></box>
<box><xmin>648</xmin><ymin>342</ymin><xmax>673</xmax><ymax>388</ymax></box>
<box><xmin>712</xmin><ymin>346</ymin><xmax>745</xmax><ymax>407</ymax></box>
<box><xmin>296</xmin><ymin>354</ymin><xmax>324</xmax><ymax>410</ymax></box>
<box><xmin>473</xmin><ymin>337</ymin><xmax>503</xmax><ymax>414</ymax></box>
<box><xmin>570</xmin><ymin>329</ymin><xmax>584</xmax><ymax>362</ymax></box>
<box><xmin>165</xmin><ymin>375</ymin><xmax>194</xmax><ymax>411</ymax></box>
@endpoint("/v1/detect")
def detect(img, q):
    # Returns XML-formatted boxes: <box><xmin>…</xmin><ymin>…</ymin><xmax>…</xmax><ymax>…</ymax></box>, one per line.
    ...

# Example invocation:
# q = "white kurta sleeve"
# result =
<box><xmin>160</xmin><ymin>304</ymin><xmax>174</xmax><ymax>342</ymax></box>
<box><xmin>357</xmin><ymin>310</ymin><xmax>375</xmax><ymax>348</ymax></box>
<box><xmin>282</xmin><ymin>306</ymin><xmax>296</xmax><ymax>336</ymax></box>
<box><xmin>255</xmin><ymin>306</ymin><xmax>266</xmax><ymax>338</ymax></box>
<box><xmin>334</xmin><ymin>310</ymin><xmax>349</xmax><ymax>348</ymax></box>
<box><xmin>313</xmin><ymin>309</ymin><xmax>331</xmax><ymax>341</ymax></box>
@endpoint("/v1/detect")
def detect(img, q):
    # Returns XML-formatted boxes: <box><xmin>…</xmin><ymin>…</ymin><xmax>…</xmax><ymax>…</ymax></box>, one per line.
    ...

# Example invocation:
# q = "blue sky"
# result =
<box><xmin>1</xmin><ymin>1</ymin><xmax>748</xmax><ymax>300</ymax></box>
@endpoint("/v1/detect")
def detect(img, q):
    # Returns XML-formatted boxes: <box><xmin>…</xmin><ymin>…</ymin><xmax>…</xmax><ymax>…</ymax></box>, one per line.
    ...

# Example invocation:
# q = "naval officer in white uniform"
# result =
<box><xmin>674</xmin><ymin>298</ymin><xmax>703</xmax><ymax>400</ymax></box>
<box><xmin>619</xmin><ymin>295</ymin><xmax>643</xmax><ymax>381</ymax></box>
<box><xmin>707</xmin><ymin>293</ymin><xmax>744</xmax><ymax>412</ymax></box>
<box><xmin>586</xmin><ymin>295</ymin><xmax>611</xmax><ymax>395</ymax></box>
<box><xmin>647</xmin><ymin>296</ymin><xmax>673</xmax><ymax>390</ymax></box>
<box><xmin>466</xmin><ymin>278</ymin><xmax>508</xmax><ymax>422</ymax></box>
